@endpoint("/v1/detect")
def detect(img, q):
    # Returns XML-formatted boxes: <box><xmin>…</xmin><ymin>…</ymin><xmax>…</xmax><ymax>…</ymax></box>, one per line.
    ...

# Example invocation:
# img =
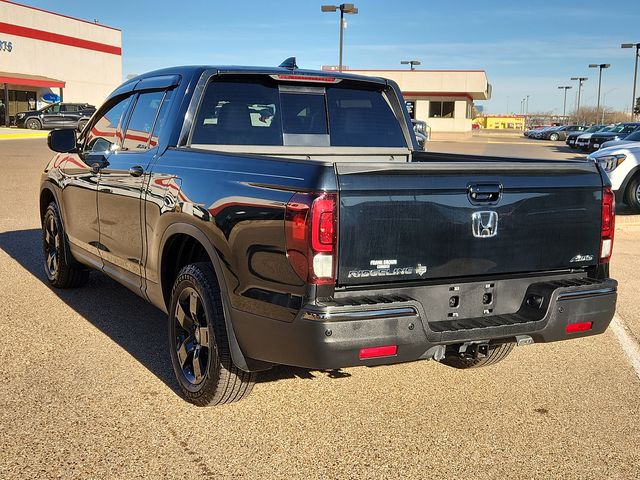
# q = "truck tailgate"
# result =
<box><xmin>336</xmin><ymin>157</ymin><xmax>603</xmax><ymax>287</ymax></box>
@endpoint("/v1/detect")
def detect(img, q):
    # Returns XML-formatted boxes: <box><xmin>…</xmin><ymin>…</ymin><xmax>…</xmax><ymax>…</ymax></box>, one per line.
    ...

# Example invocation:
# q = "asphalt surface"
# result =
<box><xmin>1</xmin><ymin>137</ymin><xmax>639</xmax><ymax>479</ymax></box>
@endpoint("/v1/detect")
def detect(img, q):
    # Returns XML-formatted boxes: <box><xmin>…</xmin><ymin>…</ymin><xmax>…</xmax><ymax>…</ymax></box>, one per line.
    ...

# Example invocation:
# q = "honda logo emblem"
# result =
<box><xmin>472</xmin><ymin>211</ymin><xmax>498</xmax><ymax>238</ymax></box>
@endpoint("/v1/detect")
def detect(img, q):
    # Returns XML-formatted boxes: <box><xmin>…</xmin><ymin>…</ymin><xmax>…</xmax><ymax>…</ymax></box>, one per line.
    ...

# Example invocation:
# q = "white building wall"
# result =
<box><xmin>1</xmin><ymin>1</ymin><xmax>122</xmax><ymax>107</ymax></box>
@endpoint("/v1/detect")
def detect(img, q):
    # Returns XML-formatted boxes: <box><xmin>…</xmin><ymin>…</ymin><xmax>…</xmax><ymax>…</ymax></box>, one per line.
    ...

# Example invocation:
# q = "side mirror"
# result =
<box><xmin>48</xmin><ymin>128</ymin><xmax>77</xmax><ymax>153</ymax></box>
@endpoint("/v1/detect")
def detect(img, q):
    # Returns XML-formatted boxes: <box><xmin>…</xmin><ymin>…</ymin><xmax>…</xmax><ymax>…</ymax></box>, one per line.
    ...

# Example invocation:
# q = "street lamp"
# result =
<box><xmin>400</xmin><ymin>60</ymin><xmax>421</xmax><ymax>70</ymax></box>
<box><xmin>588</xmin><ymin>63</ymin><xmax>611</xmax><ymax>120</ymax></box>
<box><xmin>621</xmin><ymin>43</ymin><xmax>640</xmax><ymax>119</ymax></box>
<box><xmin>321</xmin><ymin>3</ymin><xmax>358</xmax><ymax>72</ymax></box>
<box><xmin>557</xmin><ymin>86</ymin><xmax>572</xmax><ymax>124</ymax></box>
<box><xmin>570</xmin><ymin>77</ymin><xmax>588</xmax><ymax>123</ymax></box>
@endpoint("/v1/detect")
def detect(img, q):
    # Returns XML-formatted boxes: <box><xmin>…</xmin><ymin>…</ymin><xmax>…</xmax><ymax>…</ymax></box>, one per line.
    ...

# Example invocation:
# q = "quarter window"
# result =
<box><xmin>429</xmin><ymin>101</ymin><xmax>455</xmax><ymax>118</ymax></box>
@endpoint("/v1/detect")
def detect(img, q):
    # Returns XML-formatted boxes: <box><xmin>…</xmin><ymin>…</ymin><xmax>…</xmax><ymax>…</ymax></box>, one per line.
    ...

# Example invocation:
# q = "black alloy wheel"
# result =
<box><xmin>41</xmin><ymin>202</ymin><xmax>89</xmax><ymax>288</ymax></box>
<box><xmin>43</xmin><ymin>211</ymin><xmax>60</xmax><ymax>280</ymax></box>
<box><xmin>173</xmin><ymin>287</ymin><xmax>210</xmax><ymax>386</ymax></box>
<box><xmin>168</xmin><ymin>262</ymin><xmax>256</xmax><ymax>406</ymax></box>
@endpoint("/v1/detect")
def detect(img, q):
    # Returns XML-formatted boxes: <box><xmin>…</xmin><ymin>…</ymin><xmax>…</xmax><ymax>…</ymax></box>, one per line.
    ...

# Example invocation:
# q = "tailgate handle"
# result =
<box><xmin>468</xmin><ymin>183</ymin><xmax>502</xmax><ymax>204</ymax></box>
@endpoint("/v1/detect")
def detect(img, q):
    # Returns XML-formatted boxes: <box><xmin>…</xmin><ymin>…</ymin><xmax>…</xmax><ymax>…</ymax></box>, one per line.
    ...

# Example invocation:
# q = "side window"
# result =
<box><xmin>84</xmin><ymin>95</ymin><xmax>133</xmax><ymax>153</ymax></box>
<box><xmin>122</xmin><ymin>91</ymin><xmax>165</xmax><ymax>151</ymax></box>
<box><xmin>148</xmin><ymin>90</ymin><xmax>173</xmax><ymax>148</ymax></box>
<box><xmin>45</xmin><ymin>104</ymin><xmax>60</xmax><ymax>114</ymax></box>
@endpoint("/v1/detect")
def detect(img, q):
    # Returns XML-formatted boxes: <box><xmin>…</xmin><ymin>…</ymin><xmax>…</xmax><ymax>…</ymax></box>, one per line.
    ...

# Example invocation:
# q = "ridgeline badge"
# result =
<box><xmin>347</xmin><ymin>260</ymin><xmax>428</xmax><ymax>278</ymax></box>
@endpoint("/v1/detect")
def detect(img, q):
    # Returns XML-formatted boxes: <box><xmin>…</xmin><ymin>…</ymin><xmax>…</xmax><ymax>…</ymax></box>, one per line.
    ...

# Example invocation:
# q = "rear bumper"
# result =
<box><xmin>233</xmin><ymin>278</ymin><xmax>617</xmax><ymax>370</ymax></box>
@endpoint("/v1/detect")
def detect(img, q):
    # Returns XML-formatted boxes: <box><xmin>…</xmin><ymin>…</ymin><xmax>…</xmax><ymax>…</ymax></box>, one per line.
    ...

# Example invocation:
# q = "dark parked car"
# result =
<box><xmin>541</xmin><ymin>125</ymin><xmax>589</xmax><ymax>141</ymax></box>
<box><xmin>41</xmin><ymin>64</ymin><xmax>618</xmax><ymax>406</ymax></box>
<box><xmin>566</xmin><ymin>125</ymin><xmax>607</xmax><ymax>149</ymax></box>
<box><xmin>15</xmin><ymin>102</ymin><xmax>95</xmax><ymax>130</ymax></box>
<box><xmin>588</xmin><ymin>123</ymin><xmax>640</xmax><ymax>151</ymax></box>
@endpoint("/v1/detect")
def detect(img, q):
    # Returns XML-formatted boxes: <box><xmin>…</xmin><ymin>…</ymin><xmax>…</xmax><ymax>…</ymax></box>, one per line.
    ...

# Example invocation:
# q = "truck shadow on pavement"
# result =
<box><xmin>0</xmin><ymin>228</ymin><xmax>348</xmax><ymax>397</ymax></box>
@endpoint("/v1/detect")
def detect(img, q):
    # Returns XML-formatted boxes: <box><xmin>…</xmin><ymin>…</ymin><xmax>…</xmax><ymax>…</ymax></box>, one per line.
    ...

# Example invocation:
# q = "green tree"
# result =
<box><xmin>634</xmin><ymin>97</ymin><xmax>640</xmax><ymax>116</ymax></box>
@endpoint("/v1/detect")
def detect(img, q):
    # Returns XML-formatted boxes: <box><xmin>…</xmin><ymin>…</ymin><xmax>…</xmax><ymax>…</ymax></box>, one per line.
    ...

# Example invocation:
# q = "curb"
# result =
<box><xmin>0</xmin><ymin>133</ymin><xmax>48</xmax><ymax>140</ymax></box>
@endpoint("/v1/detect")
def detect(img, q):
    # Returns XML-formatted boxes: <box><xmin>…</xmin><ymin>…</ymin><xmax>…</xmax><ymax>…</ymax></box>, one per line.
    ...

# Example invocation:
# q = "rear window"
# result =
<box><xmin>191</xmin><ymin>76</ymin><xmax>406</xmax><ymax>148</ymax></box>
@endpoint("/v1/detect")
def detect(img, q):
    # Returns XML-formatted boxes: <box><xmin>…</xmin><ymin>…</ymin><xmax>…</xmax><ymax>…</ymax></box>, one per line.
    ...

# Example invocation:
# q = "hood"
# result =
<box><xmin>588</xmin><ymin>142</ymin><xmax>640</xmax><ymax>160</ymax></box>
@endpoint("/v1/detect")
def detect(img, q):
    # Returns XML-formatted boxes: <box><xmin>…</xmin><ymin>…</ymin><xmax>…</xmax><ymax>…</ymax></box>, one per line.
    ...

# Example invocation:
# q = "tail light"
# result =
<box><xmin>285</xmin><ymin>192</ymin><xmax>338</xmax><ymax>285</ymax></box>
<box><xmin>599</xmin><ymin>186</ymin><xmax>615</xmax><ymax>263</ymax></box>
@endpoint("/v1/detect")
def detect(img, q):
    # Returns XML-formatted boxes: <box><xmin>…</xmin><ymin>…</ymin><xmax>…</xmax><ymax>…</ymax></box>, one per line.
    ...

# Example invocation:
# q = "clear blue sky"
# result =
<box><xmin>16</xmin><ymin>0</ymin><xmax>640</xmax><ymax>114</ymax></box>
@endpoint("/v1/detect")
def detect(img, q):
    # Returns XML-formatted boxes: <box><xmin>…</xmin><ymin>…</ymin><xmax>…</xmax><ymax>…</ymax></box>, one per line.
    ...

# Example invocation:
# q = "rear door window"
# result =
<box><xmin>122</xmin><ymin>91</ymin><xmax>165</xmax><ymax>151</ymax></box>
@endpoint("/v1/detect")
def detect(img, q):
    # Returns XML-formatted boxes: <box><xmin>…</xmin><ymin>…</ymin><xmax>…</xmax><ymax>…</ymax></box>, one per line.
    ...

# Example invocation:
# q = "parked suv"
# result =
<box><xmin>566</xmin><ymin>125</ymin><xmax>607</xmax><ymax>149</ymax></box>
<box><xmin>15</xmin><ymin>102</ymin><xmax>95</xmax><ymax>130</ymax></box>
<box><xmin>589</xmin><ymin>143</ymin><xmax>640</xmax><ymax>212</ymax></box>
<box><xmin>588</xmin><ymin>123</ymin><xmax>640</xmax><ymax>151</ymax></box>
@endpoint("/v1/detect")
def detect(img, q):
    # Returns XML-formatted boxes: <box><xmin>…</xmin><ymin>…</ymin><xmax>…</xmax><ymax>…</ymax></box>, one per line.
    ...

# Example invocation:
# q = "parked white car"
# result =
<box><xmin>589</xmin><ymin>143</ymin><xmax>640</xmax><ymax>212</ymax></box>
<box><xmin>575</xmin><ymin>125</ymin><xmax>614</xmax><ymax>151</ymax></box>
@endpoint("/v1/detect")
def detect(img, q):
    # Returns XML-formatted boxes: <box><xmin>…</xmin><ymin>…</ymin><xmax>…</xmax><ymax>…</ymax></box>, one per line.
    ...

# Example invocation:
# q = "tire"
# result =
<box><xmin>440</xmin><ymin>342</ymin><xmax>514</xmax><ymax>369</ymax></box>
<box><xmin>26</xmin><ymin>118</ymin><xmax>41</xmax><ymax>130</ymax></box>
<box><xmin>625</xmin><ymin>175</ymin><xmax>640</xmax><ymax>213</ymax></box>
<box><xmin>42</xmin><ymin>202</ymin><xmax>90</xmax><ymax>288</ymax></box>
<box><xmin>168</xmin><ymin>262</ymin><xmax>256</xmax><ymax>406</ymax></box>
<box><xmin>550</xmin><ymin>133</ymin><xmax>559</xmax><ymax>141</ymax></box>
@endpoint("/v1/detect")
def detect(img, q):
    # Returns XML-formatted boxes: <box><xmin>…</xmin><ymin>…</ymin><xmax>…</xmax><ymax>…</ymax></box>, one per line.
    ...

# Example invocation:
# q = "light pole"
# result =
<box><xmin>321</xmin><ymin>3</ymin><xmax>358</xmax><ymax>72</ymax></box>
<box><xmin>589</xmin><ymin>63</ymin><xmax>611</xmax><ymax>121</ymax></box>
<box><xmin>571</xmin><ymin>77</ymin><xmax>588</xmax><ymax>123</ymax></box>
<box><xmin>621</xmin><ymin>43</ymin><xmax>640</xmax><ymax>119</ymax></box>
<box><xmin>557</xmin><ymin>86</ymin><xmax>572</xmax><ymax>124</ymax></box>
<box><xmin>400</xmin><ymin>60</ymin><xmax>421</xmax><ymax>70</ymax></box>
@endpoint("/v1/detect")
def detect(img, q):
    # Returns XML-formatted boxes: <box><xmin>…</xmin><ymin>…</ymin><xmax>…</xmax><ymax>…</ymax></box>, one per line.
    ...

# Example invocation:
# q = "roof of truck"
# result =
<box><xmin>122</xmin><ymin>64</ymin><xmax>389</xmax><ymax>88</ymax></box>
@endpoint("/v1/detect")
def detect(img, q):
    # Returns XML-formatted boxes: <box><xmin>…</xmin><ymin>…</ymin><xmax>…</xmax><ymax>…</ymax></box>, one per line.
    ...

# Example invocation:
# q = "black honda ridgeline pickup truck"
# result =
<box><xmin>41</xmin><ymin>61</ymin><xmax>617</xmax><ymax>406</ymax></box>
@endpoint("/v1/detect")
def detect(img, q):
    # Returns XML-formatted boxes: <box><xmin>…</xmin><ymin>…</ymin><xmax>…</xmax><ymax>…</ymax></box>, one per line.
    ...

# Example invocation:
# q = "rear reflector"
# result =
<box><xmin>565</xmin><ymin>321</ymin><xmax>593</xmax><ymax>333</ymax></box>
<box><xmin>359</xmin><ymin>345</ymin><xmax>398</xmax><ymax>360</ymax></box>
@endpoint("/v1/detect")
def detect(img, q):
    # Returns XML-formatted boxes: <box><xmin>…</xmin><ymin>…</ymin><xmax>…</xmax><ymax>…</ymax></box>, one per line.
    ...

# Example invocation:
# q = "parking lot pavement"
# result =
<box><xmin>1</xmin><ymin>138</ymin><xmax>639</xmax><ymax>479</ymax></box>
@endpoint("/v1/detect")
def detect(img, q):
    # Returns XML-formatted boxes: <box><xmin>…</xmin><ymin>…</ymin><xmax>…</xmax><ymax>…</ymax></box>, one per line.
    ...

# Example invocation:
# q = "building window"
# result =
<box><xmin>429</xmin><ymin>101</ymin><xmax>455</xmax><ymax>118</ymax></box>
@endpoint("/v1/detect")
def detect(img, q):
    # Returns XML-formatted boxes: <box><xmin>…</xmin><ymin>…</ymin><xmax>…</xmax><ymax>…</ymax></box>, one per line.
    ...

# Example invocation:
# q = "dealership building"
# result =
<box><xmin>343</xmin><ymin>69</ymin><xmax>492</xmax><ymax>136</ymax></box>
<box><xmin>0</xmin><ymin>0</ymin><xmax>122</xmax><ymax>126</ymax></box>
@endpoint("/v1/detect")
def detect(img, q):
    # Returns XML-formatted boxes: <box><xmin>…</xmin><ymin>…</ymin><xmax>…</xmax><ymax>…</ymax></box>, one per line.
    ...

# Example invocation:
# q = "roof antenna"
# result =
<box><xmin>279</xmin><ymin>57</ymin><xmax>298</xmax><ymax>70</ymax></box>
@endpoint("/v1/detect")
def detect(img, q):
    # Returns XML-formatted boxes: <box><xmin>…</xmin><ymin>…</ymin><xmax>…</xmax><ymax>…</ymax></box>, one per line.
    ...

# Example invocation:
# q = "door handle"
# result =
<box><xmin>129</xmin><ymin>165</ymin><xmax>144</xmax><ymax>177</ymax></box>
<box><xmin>468</xmin><ymin>183</ymin><xmax>502</xmax><ymax>204</ymax></box>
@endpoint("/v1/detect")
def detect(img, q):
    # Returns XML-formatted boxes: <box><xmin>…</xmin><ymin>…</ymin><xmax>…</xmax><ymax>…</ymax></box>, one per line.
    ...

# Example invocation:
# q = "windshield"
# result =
<box><xmin>191</xmin><ymin>76</ymin><xmax>407</xmax><ymax>148</ymax></box>
<box><xmin>624</xmin><ymin>131</ymin><xmax>640</xmax><ymax>141</ymax></box>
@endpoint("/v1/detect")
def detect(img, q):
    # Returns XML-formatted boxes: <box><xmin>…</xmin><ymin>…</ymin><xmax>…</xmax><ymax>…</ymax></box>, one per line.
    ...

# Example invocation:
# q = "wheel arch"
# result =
<box><xmin>157</xmin><ymin>222</ymin><xmax>253</xmax><ymax>372</ymax></box>
<box><xmin>39</xmin><ymin>183</ymin><xmax>60</xmax><ymax>223</ymax></box>
<box><xmin>620</xmin><ymin>165</ymin><xmax>640</xmax><ymax>201</ymax></box>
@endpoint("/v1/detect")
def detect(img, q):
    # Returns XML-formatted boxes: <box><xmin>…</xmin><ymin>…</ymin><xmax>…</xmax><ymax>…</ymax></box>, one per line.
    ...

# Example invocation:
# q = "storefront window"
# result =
<box><xmin>428</xmin><ymin>101</ymin><xmax>455</xmax><ymax>118</ymax></box>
